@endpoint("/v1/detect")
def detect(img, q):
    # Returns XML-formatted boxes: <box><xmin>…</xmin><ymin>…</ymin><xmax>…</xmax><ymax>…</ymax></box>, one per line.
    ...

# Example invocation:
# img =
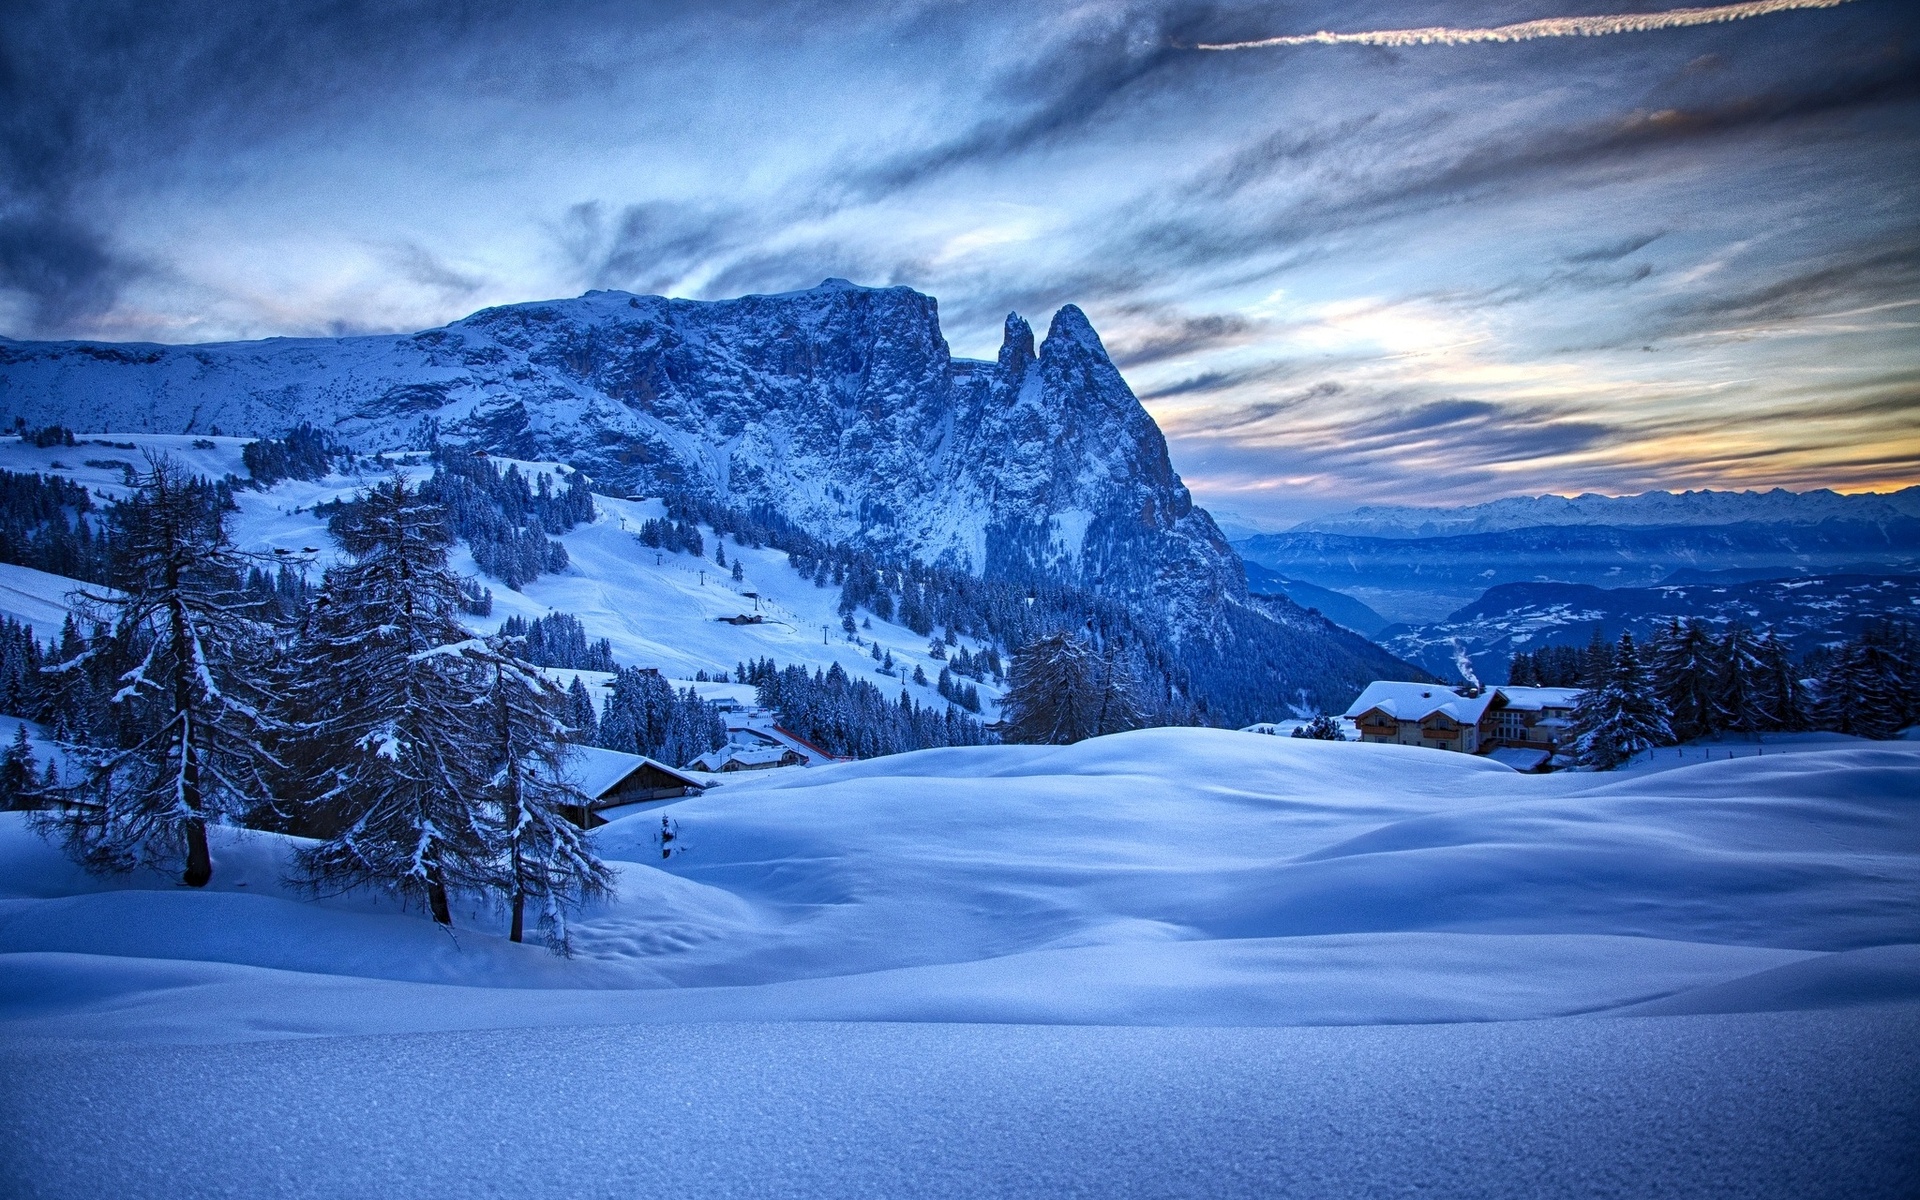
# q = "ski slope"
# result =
<box><xmin>0</xmin><ymin>433</ymin><xmax>1002</xmax><ymax>718</ymax></box>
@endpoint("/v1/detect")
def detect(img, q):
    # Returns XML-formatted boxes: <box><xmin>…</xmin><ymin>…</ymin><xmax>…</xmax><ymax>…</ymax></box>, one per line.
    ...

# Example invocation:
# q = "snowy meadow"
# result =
<box><xmin>4</xmin><ymin>727</ymin><xmax>1918</xmax><ymax>1196</ymax></box>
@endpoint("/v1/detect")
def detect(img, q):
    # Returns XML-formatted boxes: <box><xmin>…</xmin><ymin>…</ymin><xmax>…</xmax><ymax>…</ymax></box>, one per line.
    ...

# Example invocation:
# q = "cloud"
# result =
<box><xmin>1194</xmin><ymin>0</ymin><xmax>1858</xmax><ymax>51</ymax></box>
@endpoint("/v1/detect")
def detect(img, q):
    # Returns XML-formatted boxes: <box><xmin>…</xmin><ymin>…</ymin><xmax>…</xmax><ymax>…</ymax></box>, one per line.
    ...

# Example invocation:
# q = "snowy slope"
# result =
<box><xmin>0</xmin><ymin>434</ymin><xmax>1002</xmax><ymax>720</ymax></box>
<box><xmin>2</xmin><ymin>728</ymin><xmax>1915</xmax><ymax>1041</ymax></box>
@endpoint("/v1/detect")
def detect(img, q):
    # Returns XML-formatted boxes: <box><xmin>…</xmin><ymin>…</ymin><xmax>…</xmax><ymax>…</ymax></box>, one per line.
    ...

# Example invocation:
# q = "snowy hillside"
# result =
<box><xmin>6</xmin><ymin>715</ymin><xmax>1918</xmax><ymax>1196</ymax></box>
<box><xmin>0</xmin><ymin>434</ymin><xmax>998</xmax><ymax>720</ymax></box>
<box><xmin>2</xmin><ymin>728</ymin><xmax>1914</xmax><ymax>1034</ymax></box>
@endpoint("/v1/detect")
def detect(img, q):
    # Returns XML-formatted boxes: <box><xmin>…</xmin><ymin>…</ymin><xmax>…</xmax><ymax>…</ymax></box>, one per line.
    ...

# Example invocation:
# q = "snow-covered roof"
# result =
<box><xmin>1344</xmin><ymin>681</ymin><xmax>1497</xmax><ymax>724</ymax></box>
<box><xmin>1487</xmin><ymin>747</ymin><xmax>1552</xmax><ymax>772</ymax></box>
<box><xmin>558</xmin><ymin>745</ymin><xmax>703</xmax><ymax>798</ymax></box>
<box><xmin>692</xmin><ymin>745</ymin><xmax>798</xmax><ymax>771</ymax></box>
<box><xmin>1495</xmin><ymin>686</ymin><xmax>1583</xmax><ymax>711</ymax></box>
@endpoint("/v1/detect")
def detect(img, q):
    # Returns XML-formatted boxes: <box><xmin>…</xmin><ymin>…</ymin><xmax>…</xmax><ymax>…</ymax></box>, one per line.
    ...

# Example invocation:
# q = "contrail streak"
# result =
<box><xmin>1193</xmin><ymin>0</ymin><xmax>1857</xmax><ymax>51</ymax></box>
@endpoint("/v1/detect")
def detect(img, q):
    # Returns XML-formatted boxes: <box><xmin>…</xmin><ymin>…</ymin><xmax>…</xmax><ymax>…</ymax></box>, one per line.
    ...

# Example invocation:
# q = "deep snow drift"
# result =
<box><xmin>4</xmin><ymin>728</ymin><xmax>1917</xmax><ymax>1038</ymax></box>
<box><xmin>4</xmin><ymin>729</ymin><xmax>1917</xmax><ymax>1198</ymax></box>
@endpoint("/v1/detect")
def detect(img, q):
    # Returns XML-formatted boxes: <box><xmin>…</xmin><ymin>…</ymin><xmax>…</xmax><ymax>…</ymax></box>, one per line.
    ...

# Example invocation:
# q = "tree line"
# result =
<box><xmin>10</xmin><ymin>457</ymin><xmax>610</xmax><ymax>949</ymax></box>
<box><xmin>1568</xmin><ymin>618</ymin><xmax>1919</xmax><ymax>769</ymax></box>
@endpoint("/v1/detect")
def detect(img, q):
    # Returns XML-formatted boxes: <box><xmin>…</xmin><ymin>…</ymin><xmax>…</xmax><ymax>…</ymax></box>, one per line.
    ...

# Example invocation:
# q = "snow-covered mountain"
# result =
<box><xmin>1293</xmin><ymin>487</ymin><xmax>1920</xmax><ymax>538</ymax></box>
<box><xmin>0</xmin><ymin>285</ymin><xmax>1428</xmax><ymax>717</ymax></box>
<box><xmin>0</xmin><ymin>281</ymin><xmax>1238</xmax><ymax>635</ymax></box>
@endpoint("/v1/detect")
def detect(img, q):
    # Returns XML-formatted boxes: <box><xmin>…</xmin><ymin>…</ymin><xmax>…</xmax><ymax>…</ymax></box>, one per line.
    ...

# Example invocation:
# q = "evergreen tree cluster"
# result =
<box><xmin>241</xmin><ymin>424</ymin><xmax>345</xmax><ymax>486</ymax></box>
<box><xmin>499</xmin><ymin>612</ymin><xmax>615</xmax><ymax>672</ymax></box>
<box><xmin>1504</xmin><ymin>645</ymin><xmax>1586</xmax><ymax>687</ymax></box>
<box><xmin>635</xmin><ymin>517</ymin><xmax>705</xmax><ymax>557</ymax></box>
<box><xmin>1805</xmin><ymin>620</ymin><xmax>1920</xmax><ymax>740</ymax></box>
<box><xmin>26</xmin><ymin>464</ymin><xmax>610</xmax><ymax>950</ymax></box>
<box><xmin>998</xmin><ymin>630</ymin><xmax>1146</xmax><ymax>745</ymax></box>
<box><xmin>25</xmin><ymin>425</ymin><xmax>76</xmax><ymax>448</ymax></box>
<box><xmin>419</xmin><ymin>450</ymin><xmax>592</xmax><ymax>589</ymax></box>
<box><xmin>0</xmin><ymin>468</ymin><xmax>111</xmax><ymax>584</ymax></box>
<box><xmin>590</xmin><ymin>666</ymin><xmax>726</xmax><ymax>768</ymax></box>
<box><xmin>1563</xmin><ymin>617</ymin><xmax>1920</xmax><ymax>768</ymax></box>
<box><xmin>740</xmin><ymin>657</ymin><xmax>988</xmax><ymax>758</ymax></box>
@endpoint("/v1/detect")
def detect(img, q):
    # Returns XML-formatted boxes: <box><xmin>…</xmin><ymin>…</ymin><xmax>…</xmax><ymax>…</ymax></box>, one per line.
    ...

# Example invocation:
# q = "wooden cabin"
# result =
<box><xmin>551</xmin><ymin>745</ymin><xmax>707</xmax><ymax>829</ymax></box>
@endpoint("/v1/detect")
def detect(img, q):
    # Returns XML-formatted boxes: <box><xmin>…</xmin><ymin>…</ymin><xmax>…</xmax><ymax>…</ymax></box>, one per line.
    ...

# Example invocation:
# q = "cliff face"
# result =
<box><xmin>1</xmin><ymin>279</ymin><xmax>1246</xmax><ymax>632</ymax></box>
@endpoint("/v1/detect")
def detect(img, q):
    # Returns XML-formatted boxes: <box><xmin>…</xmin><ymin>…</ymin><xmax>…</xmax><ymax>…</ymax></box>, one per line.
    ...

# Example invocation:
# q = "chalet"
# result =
<box><xmin>691</xmin><ymin>744</ymin><xmax>805</xmax><ymax>772</ymax></box>
<box><xmin>551</xmin><ymin>745</ymin><xmax>707</xmax><ymax>829</ymax></box>
<box><xmin>1344</xmin><ymin>681</ymin><xmax>1501</xmax><ymax>754</ymax></box>
<box><xmin>1490</xmin><ymin>686</ymin><xmax>1582</xmax><ymax>753</ymax></box>
<box><xmin>1343</xmin><ymin>681</ymin><xmax>1585</xmax><ymax>769</ymax></box>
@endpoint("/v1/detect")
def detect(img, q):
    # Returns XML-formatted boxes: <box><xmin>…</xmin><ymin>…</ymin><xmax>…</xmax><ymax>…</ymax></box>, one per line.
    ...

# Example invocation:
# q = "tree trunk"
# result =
<box><xmin>425</xmin><ymin>859</ymin><xmax>453</xmax><ymax>926</ymax></box>
<box><xmin>510</xmin><ymin>887</ymin><xmax>525</xmax><ymax>943</ymax></box>
<box><xmin>182</xmin><ymin>815</ymin><xmax>212</xmax><ymax>888</ymax></box>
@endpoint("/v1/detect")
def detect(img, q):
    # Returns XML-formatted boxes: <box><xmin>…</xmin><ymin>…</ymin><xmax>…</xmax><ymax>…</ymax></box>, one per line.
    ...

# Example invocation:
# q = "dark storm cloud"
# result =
<box><xmin>0</xmin><ymin>0</ymin><xmax>821</xmax><ymax>330</ymax></box>
<box><xmin>1109</xmin><ymin>312</ymin><xmax>1258</xmax><ymax>367</ymax></box>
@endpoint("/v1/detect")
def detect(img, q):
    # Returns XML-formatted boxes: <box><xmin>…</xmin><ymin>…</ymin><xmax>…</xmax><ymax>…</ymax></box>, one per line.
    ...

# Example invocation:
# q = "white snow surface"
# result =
<box><xmin>3</xmin><ymin>730</ymin><xmax>1918</xmax><ymax>1198</ymax></box>
<box><xmin>4</xmin><ymin>728</ymin><xmax>1916</xmax><ymax>1043</ymax></box>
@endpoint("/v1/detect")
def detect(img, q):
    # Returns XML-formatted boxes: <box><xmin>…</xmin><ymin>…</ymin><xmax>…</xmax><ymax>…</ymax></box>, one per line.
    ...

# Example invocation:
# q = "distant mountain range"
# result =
<box><xmin>1238</xmin><ymin>518</ymin><xmax>1920</xmax><ymax>624</ymax></box>
<box><xmin>0</xmin><ymin>280</ymin><xmax>1425</xmax><ymax>719</ymax></box>
<box><xmin>1290</xmin><ymin>487</ymin><xmax>1920</xmax><ymax>538</ymax></box>
<box><xmin>1376</xmin><ymin>573</ymin><xmax>1920</xmax><ymax>685</ymax></box>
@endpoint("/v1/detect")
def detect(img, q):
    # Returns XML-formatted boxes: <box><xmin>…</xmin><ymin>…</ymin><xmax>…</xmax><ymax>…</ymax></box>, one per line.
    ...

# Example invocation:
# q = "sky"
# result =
<box><xmin>2</xmin><ymin>1</ymin><xmax>1916</xmax><ymax>525</ymax></box>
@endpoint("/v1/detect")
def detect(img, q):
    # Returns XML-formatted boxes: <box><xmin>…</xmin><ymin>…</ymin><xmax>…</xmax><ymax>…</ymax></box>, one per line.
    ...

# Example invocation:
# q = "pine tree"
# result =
<box><xmin>1001</xmin><ymin>631</ymin><xmax>1103</xmax><ymax>745</ymax></box>
<box><xmin>1712</xmin><ymin>624</ymin><xmax>1767</xmax><ymax>733</ymax></box>
<box><xmin>483</xmin><ymin>654</ymin><xmax>613</xmax><ymax>949</ymax></box>
<box><xmin>1813</xmin><ymin>622</ymin><xmax>1914</xmax><ymax>740</ymax></box>
<box><xmin>565</xmin><ymin>676</ymin><xmax>599</xmax><ymax>743</ymax></box>
<box><xmin>1506</xmin><ymin>651</ymin><xmax>1538</xmax><ymax>687</ymax></box>
<box><xmin>1090</xmin><ymin>638</ymin><xmax>1146</xmax><ymax>736</ymax></box>
<box><xmin>1291</xmin><ymin>714</ymin><xmax>1345</xmax><ymax>741</ymax></box>
<box><xmin>0</xmin><ymin>722</ymin><xmax>35</xmax><ymax>810</ymax></box>
<box><xmin>1753</xmin><ymin>631</ymin><xmax>1804</xmax><ymax>732</ymax></box>
<box><xmin>279</xmin><ymin>475</ymin><xmax>499</xmax><ymax>925</ymax></box>
<box><xmin>1580</xmin><ymin>626</ymin><xmax>1614</xmax><ymax>690</ymax></box>
<box><xmin>1571</xmin><ymin>632</ymin><xmax>1671</xmax><ymax>770</ymax></box>
<box><xmin>38</xmin><ymin>455</ymin><xmax>277</xmax><ymax>886</ymax></box>
<box><xmin>1650</xmin><ymin>618</ymin><xmax>1718</xmax><ymax>742</ymax></box>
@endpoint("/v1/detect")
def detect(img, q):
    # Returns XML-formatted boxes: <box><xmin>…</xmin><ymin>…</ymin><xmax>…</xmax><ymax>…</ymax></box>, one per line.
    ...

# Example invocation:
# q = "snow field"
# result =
<box><xmin>3</xmin><ymin>729</ymin><xmax>1917</xmax><ymax>1042</ymax></box>
<box><xmin>3</xmin><ymin>1008</ymin><xmax>1915</xmax><ymax>1199</ymax></box>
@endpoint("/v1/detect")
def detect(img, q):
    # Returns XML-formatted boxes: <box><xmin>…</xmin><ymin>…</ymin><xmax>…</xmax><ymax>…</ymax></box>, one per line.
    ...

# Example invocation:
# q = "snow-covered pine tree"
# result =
<box><xmin>1712</xmin><ymin>624</ymin><xmax>1767</xmax><ymax>734</ymax></box>
<box><xmin>1506</xmin><ymin>651</ymin><xmax>1539</xmax><ymax>687</ymax></box>
<box><xmin>38</xmin><ymin>455</ymin><xmax>277</xmax><ymax>886</ymax></box>
<box><xmin>1650</xmin><ymin>618</ymin><xmax>1719</xmax><ymax>742</ymax></box>
<box><xmin>1812</xmin><ymin>622</ymin><xmax>1914</xmax><ymax>740</ymax></box>
<box><xmin>1754</xmin><ymin>630</ymin><xmax>1804</xmax><ymax>732</ymax></box>
<box><xmin>565</xmin><ymin>675</ymin><xmax>599</xmax><ymax>743</ymax></box>
<box><xmin>1291</xmin><ymin>714</ymin><xmax>1345</xmax><ymax>741</ymax></box>
<box><xmin>1001</xmin><ymin>631</ymin><xmax>1102</xmax><ymax>744</ymax></box>
<box><xmin>280</xmin><ymin>475</ymin><xmax>499</xmax><ymax>925</ymax></box>
<box><xmin>1090</xmin><ymin>637</ymin><xmax>1146</xmax><ymax>736</ymax></box>
<box><xmin>1580</xmin><ymin>626</ymin><xmax>1614</xmax><ymax>690</ymax></box>
<box><xmin>1</xmin><ymin>722</ymin><xmax>35</xmax><ymax>809</ymax></box>
<box><xmin>482</xmin><ymin>653</ymin><xmax>613</xmax><ymax>949</ymax></box>
<box><xmin>1571</xmin><ymin>631</ymin><xmax>1671</xmax><ymax>770</ymax></box>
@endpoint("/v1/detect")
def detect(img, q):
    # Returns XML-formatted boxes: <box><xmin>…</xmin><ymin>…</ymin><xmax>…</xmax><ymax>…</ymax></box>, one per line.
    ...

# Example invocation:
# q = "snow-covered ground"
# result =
<box><xmin>1</xmin><ymin>729</ymin><xmax>1917</xmax><ymax>1196</ymax></box>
